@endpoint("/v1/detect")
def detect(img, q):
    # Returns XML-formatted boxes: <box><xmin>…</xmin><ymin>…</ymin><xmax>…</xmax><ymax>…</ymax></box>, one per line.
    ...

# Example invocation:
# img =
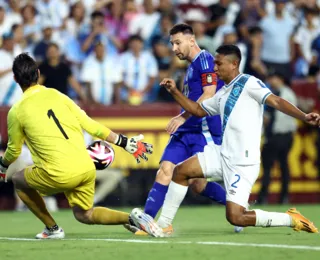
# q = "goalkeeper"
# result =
<box><xmin>0</xmin><ymin>53</ymin><xmax>153</xmax><ymax>239</ymax></box>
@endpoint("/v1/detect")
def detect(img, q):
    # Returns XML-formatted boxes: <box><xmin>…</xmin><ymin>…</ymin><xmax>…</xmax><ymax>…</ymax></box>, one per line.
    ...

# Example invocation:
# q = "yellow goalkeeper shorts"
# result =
<box><xmin>24</xmin><ymin>165</ymin><xmax>96</xmax><ymax>210</ymax></box>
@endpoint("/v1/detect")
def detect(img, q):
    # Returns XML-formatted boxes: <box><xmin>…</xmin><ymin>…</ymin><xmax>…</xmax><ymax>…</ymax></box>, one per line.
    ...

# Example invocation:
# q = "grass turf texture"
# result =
<box><xmin>0</xmin><ymin>205</ymin><xmax>319</xmax><ymax>260</ymax></box>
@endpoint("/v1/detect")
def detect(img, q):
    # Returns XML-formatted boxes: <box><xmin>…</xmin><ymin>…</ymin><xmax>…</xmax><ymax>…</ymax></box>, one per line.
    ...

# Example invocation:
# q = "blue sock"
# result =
<box><xmin>144</xmin><ymin>182</ymin><xmax>168</xmax><ymax>218</ymax></box>
<box><xmin>201</xmin><ymin>182</ymin><xmax>226</xmax><ymax>205</ymax></box>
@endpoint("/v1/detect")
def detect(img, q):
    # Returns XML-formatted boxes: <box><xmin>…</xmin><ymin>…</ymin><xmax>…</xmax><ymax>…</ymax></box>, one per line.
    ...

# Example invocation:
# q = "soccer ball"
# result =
<box><xmin>87</xmin><ymin>140</ymin><xmax>115</xmax><ymax>170</ymax></box>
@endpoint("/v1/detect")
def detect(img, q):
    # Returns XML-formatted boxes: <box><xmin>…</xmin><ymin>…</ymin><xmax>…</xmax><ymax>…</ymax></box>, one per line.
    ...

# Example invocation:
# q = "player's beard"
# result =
<box><xmin>176</xmin><ymin>53</ymin><xmax>186</xmax><ymax>60</ymax></box>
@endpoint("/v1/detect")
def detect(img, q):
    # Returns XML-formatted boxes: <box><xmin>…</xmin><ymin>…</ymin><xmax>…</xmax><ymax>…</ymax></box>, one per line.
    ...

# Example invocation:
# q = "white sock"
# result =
<box><xmin>254</xmin><ymin>209</ymin><xmax>292</xmax><ymax>227</ymax></box>
<box><xmin>157</xmin><ymin>181</ymin><xmax>188</xmax><ymax>228</ymax></box>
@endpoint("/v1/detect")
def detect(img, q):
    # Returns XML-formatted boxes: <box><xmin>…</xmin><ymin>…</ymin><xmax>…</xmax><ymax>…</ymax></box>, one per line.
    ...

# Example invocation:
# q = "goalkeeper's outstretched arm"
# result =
<box><xmin>62</xmin><ymin>93</ymin><xmax>153</xmax><ymax>163</ymax></box>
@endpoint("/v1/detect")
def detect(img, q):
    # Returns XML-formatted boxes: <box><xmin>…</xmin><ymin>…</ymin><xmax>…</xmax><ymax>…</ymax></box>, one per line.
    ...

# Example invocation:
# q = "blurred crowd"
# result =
<box><xmin>0</xmin><ymin>0</ymin><xmax>319</xmax><ymax>107</ymax></box>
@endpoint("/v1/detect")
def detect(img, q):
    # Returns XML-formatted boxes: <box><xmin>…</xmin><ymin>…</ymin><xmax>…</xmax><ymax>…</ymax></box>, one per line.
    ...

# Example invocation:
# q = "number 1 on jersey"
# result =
<box><xmin>47</xmin><ymin>109</ymin><xmax>69</xmax><ymax>139</ymax></box>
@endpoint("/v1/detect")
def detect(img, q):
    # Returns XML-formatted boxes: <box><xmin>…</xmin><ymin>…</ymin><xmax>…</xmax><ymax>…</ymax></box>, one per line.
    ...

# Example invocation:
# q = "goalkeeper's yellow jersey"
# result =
<box><xmin>4</xmin><ymin>84</ymin><xmax>111</xmax><ymax>181</ymax></box>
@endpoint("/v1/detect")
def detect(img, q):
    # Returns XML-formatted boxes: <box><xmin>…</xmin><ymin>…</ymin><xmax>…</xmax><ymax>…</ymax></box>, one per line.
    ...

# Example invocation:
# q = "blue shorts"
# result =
<box><xmin>160</xmin><ymin>132</ymin><xmax>221</xmax><ymax>165</ymax></box>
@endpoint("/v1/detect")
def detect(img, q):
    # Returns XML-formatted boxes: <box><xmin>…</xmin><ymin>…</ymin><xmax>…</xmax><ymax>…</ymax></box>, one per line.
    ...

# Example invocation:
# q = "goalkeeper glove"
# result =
<box><xmin>0</xmin><ymin>156</ymin><xmax>8</xmax><ymax>182</ymax></box>
<box><xmin>115</xmin><ymin>134</ymin><xmax>153</xmax><ymax>163</ymax></box>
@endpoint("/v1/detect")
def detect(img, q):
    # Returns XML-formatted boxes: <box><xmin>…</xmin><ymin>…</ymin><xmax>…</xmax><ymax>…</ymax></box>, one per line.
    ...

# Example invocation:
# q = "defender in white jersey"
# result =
<box><xmin>130</xmin><ymin>45</ymin><xmax>319</xmax><ymax>235</ymax></box>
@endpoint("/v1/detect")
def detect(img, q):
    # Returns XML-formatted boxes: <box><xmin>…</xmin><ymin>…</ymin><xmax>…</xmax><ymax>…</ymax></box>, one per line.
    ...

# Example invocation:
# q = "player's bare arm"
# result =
<box><xmin>142</xmin><ymin>76</ymin><xmax>156</xmax><ymax>94</ymax></box>
<box><xmin>68</xmin><ymin>76</ymin><xmax>87</xmax><ymax>103</ymax></box>
<box><xmin>160</xmin><ymin>78</ymin><xmax>207</xmax><ymax>118</ymax></box>
<box><xmin>166</xmin><ymin>84</ymin><xmax>217</xmax><ymax>134</ymax></box>
<box><xmin>265</xmin><ymin>94</ymin><xmax>320</xmax><ymax>126</ymax></box>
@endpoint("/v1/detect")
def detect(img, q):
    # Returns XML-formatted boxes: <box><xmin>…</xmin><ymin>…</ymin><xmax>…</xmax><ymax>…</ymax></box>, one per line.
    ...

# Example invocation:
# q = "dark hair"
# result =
<box><xmin>11</xmin><ymin>23</ymin><xmax>21</xmax><ymax>33</ymax></box>
<box><xmin>303</xmin><ymin>7</ymin><xmax>319</xmax><ymax>16</ymax></box>
<box><xmin>248</xmin><ymin>26</ymin><xmax>262</xmax><ymax>35</ymax></box>
<box><xmin>216</xmin><ymin>44</ymin><xmax>242</xmax><ymax>63</ymax></box>
<box><xmin>47</xmin><ymin>42</ymin><xmax>59</xmax><ymax>50</ymax></box>
<box><xmin>268</xmin><ymin>71</ymin><xmax>285</xmax><ymax>81</ymax></box>
<box><xmin>308</xmin><ymin>65</ymin><xmax>320</xmax><ymax>77</ymax></box>
<box><xmin>69</xmin><ymin>1</ymin><xmax>84</xmax><ymax>21</ymax></box>
<box><xmin>128</xmin><ymin>34</ymin><xmax>143</xmax><ymax>43</ymax></box>
<box><xmin>169</xmin><ymin>23</ymin><xmax>194</xmax><ymax>35</ymax></box>
<box><xmin>91</xmin><ymin>10</ymin><xmax>104</xmax><ymax>20</ymax></box>
<box><xmin>13</xmin><ymin>53</ymin><xmax>39</xmax><ymax>89</ymax></box>
<box><xmin>21</xmin><ymin>4</ymin><xmax>37</xmax><ymax>18</ymax></box>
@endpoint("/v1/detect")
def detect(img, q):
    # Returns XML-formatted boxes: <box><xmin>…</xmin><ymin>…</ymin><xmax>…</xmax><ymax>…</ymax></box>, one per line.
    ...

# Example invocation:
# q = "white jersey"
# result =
<box><xmin>201</xmin><ymin>74</ymin><xmax>272</xmax><ymax>165</ymax></box>
<box><xmin>81</xmin><ymin>54</ymin><xmax>122</xmax><ymax>105</ymax></box>
<box><xmin>119</xmin><ymin>51</ymin><xmax>158</xmax><ymax>91</ymax></box>
<box><xmin>0</xmin><ymin>50</ymin><xmax>23</xmax><ymax>105</ymax></box>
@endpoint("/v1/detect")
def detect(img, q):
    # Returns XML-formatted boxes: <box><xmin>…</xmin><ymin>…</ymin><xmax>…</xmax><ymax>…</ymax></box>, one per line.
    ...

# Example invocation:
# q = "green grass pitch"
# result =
<box><xmin>0</xmin><ymin>205</ymin><xmax>319</xmax><ymax>260</ymax></box>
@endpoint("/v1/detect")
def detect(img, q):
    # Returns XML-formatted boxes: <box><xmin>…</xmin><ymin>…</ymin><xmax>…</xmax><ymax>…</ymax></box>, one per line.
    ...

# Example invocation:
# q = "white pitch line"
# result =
<box><xmin>0</xmin><ymin>237</ymin><xmax>319</xmax><ymax>251</ymax></box>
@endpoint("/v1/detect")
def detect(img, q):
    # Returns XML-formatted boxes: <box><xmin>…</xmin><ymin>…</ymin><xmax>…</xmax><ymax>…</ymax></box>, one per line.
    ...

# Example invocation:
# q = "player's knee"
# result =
<box><xmin>73</xmin><ymin>207</ymin><xmax>94</xmax><ymax>224</ymax></box>
<box><xmin>189</xmin><ymin>179</ymin><xmax>206</xmax><ymax>194</ymax></box>
<box><xmin>172</xmin><ymin>164</ymin><xmax>188</xmax><ymax>182</ymax></box>
<box><xmin>226</xmin><ymin>211</ymin><xmax>244</xmax><ymax>226</ymax></box>
<box><xmin>11</xmin><ymin>171</ymin><xmax>25</xmax><ymax>189</ymax></box>
<box><xmin>156</xmin><ymin>165</ymin><xmax>174</xmax><ymax>184</ymax></box>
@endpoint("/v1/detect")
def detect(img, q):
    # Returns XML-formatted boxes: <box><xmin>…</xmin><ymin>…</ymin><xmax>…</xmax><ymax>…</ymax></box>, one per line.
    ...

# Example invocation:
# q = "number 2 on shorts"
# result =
<box><xmin>231</xmin><ymin>174</ymin><xmax>240</xmax><ymax>188</ymax></box>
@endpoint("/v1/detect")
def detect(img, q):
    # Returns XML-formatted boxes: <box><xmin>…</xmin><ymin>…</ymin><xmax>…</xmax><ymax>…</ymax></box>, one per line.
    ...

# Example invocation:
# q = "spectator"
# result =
<box><xmin>260</xmin><ymin>0</ymin><xmax>296</xmax><ymax>83</ymax></box>
<box><xmin>258</xmin><ymin>72</ymin><xmax>298</xmax><ymax>204</ymax></box>
<box><xmin>221</xmin><ymin>26</ymin><xmax>247</xmax><ymax>72</ymax></box>
<box><xmin>0</xmin><ymin>3</ymin><xmax>21</xmax><ymax>35</ymax></box>
<box><xmin>21</xmin><ymin>3</ymin><xmax>42</xmax><ymax>45</ymax></box>
<box><xmin>152</xmin><ymin>38</ymin><xmax>172</xmax><ymax>82</ymax></box>
<box><xmin>244</xmin><ymin>26</ymin><xmax>268</xmax><ymax>80</ymax></box>
<box><xmin>0</xmin><ymin>32</ymin><xmax>22</xmax><ymax>105</ymax></box>
<box><xmin>81</xmin><ymin>42</ymin><xmax>122</xmax><ymax>105</ymax></box>
<box><xmin>79</xmin><ymin>10</ymin><xmax>120</xmax><ymax>58</ymax></box>
<box><xmin>235</xmin><ymin>0</ymin><xmax>266</xmax><ymax>40</ymax></box>
<box><xmin>6</xmin><ymin>0</ymin><xmax>23</xmax><ymax>23</ymax></box>
<box><xmin>11</xmin><ymin>23</ymin><xmax>30</xmax><ymax>55</ymax></box>
<box><xmin>294</xmin><ymin>7</ymin><xmax>320</xmax><ymax>77</ymax></box>
<box><xmin>123</xmin><ymin>0</ymin><xmax>139</xmax><ymax>23</ymax></box>
<box><xmin>206</xmin><ymin>0</ymin><xmax>240</xmax><ymax>37</ymax></box>
<box><xmin>119</xmin><ymin>35</ymin><xmax>158</xmax><ymax>105</ymax></box>
<box><xmin>65</xmin><ymin>0</ymin><xmax>89</xmax><ymax>38</ymax></box>
<box><xmin>38</xmin><ymin>42</ymin><xmax>87</xmax><ymax>102</ymax></box>
<box><xmin>152</xmin><ymin>37</ymin><xmax>176</xmax><ymax>102</ymax></box>
<box><xmin>129</xmin><ymin>0</ymin><xmax>161</xmax><ymax>46</ymax></box>
<box><xmin>157</xmin><ymin>0</ymin><xmax>177</xmax><ymax>20</ymax></box>
<box><xmin>184</xmin><ymin>9</ymin><xmax>215</xmax><ymax>54</ymax></box>
<box><xmin>33</xmin><ymin>19</ymin><xmax>60</xmax><ymax>63</ymax></box>
<box><xmin>35</xmin><ymin>0</ymin><xmax>68</xmax><ymax>29</ymax></box>
<box><xmin>63</xmin><ymin>1</ymin><xmax>89</xmax><ymax>80</ymax></box>
<box><xmin>104</xmin><ymin>0</ymin><xmax>128</xmax><ymax>48</ymax></box>
<box><xmin>150</xmin><ymin>13</ymin><xmax>173</xmax><ymax>48</ymax></box>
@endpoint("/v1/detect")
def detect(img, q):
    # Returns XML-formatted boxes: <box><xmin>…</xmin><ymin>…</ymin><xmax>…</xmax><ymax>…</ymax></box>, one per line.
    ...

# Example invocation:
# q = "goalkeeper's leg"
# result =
<box><xmin>12</xmin><ymin>169</ymin><xmax>63</xmax><ymax>239</ymax></box>
<box><xmin>68</xmin><ymin>169</ymin><xmax>130</xmax><ymax>225</ymax></box>
<box><xmin>72</xmin><ymin>206</ymin><xmax>130</xmax><ymax>225</ymax></box>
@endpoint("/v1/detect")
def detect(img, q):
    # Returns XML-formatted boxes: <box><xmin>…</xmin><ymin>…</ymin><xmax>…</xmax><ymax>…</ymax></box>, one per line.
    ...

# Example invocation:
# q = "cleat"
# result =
<box><xmin>35</xmin><ymin>227</ymin><xmax>65</xmax><ymax>239</ymax></box>
<box><xmin>234</xmin><ymin>226</ymin><xmax>244</xmax><ymax>233</ymax></box>
<box><xmin>123</xmin><ymin>224</ymin><xmax>148</xmax><ymax>236</ymax></box>
<box><xmin>162</xmin><ymin>225</ymin><xmax>174</xmax><ymax>237</ymax></box>
<box><xmin>286</xmin><ymin>208</ymin><xmax>318</xmax><ymax>233</ymax></box>
<box><xmin>129</xmin><ymin>208</ymin><xmax>164</xmax><ymax>237</ymax></box>
<box><xmin>135</xmin><ymin>229</ymin><xmax>148</xmax><ymax>236</ymax></box>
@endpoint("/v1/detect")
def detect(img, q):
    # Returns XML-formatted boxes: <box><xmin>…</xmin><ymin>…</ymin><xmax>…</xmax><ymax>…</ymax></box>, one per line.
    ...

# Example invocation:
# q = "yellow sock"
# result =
<box><xmin>91</xmin><ymin>207</ymin><xmax>129</xmax><ymax>225</ymax></box>
<box><xmin>16</xmin><ymin>189</ymin><xmax>56</xmax><ymax>228</ymax></box>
